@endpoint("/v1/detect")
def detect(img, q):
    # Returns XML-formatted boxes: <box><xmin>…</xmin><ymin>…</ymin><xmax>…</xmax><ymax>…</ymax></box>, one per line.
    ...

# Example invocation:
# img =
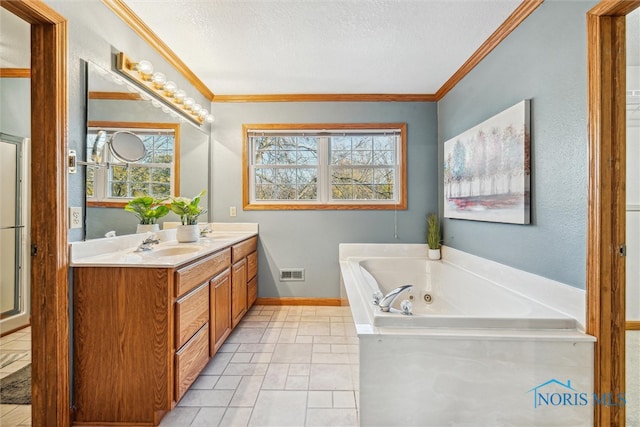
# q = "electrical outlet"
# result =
<box><xmin>69</xmin><ymin>207</ymin><xmax>82</xmax><ymax>229</ymax></box>
<box><xmin>230</xmin><ymin>206</ymin><xmax>237</xmax><ymax>217</ymax></box>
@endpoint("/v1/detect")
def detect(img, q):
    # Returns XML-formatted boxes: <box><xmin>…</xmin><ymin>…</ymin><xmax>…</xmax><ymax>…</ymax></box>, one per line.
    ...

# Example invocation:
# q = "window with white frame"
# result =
<box><xmin>86</xmin><ymin>124</ymin><xmax>179</xmax><ymax>205</ymax></box>
<box><xmin>243</xmin><ymin>123</ymin><xmax>406</xmax><ymax>210</ymax></box>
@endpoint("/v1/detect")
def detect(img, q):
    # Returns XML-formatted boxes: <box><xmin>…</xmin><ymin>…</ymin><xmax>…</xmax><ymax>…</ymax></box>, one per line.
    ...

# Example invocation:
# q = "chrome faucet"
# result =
<box><xmin>136</xmin><ymin>235</ymin><xmax>160</xmax><ymax>252</ymax></box>
<box><xmin>378</xmin><ymin>285</ymin><xmax>413</xmax><ymax>312</ymax></box>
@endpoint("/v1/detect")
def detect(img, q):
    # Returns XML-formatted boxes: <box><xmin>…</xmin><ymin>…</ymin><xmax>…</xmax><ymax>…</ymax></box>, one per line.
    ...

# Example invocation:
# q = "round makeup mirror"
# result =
<box><xmin>108</xmin><ymin>131</ymin><xmax>146</xmax><ymax>163</ymax></box>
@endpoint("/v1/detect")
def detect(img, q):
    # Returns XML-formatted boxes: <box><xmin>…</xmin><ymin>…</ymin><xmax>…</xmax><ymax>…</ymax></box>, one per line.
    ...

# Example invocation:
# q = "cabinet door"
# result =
<box><xmin>231</xmin><ymin>259</ymin><xmax>247</xmax><ymax>328</ymax></box>
<box><xmin>210</xmin><ymin>268</ymin><xmax>231</xmax><ymax>355</ymax></box>
<box><xmin>247</xmin><ymin>276</ymin><xmax>258</xmax><ymax>308</ymax></box>
<box><xmin>247</xmin><ymin>251</ymin><xmax>258</xmax><ymax>280</ymax></box>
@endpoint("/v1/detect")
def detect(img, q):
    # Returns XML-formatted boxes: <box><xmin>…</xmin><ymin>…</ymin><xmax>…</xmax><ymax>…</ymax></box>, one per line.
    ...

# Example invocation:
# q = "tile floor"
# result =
<box><xmin>0</xmin><ymin>306</ymin><xmax>359</xmax><ymax>427</ymax></box>
<box><xmin>160</xmin><ymin>305</ymin><xmax>360</xmax><ymax>427</ymax></box>
<box><xmin>0</xmin><ymin>326</ymin><xmax>32</xmax><ymax>427</ymax></box>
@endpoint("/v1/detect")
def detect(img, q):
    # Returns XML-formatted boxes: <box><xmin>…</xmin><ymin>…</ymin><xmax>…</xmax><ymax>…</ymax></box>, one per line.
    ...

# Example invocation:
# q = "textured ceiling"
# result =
<box><xmin>121</xmin><ymin>0</ymin><xmax>522</xmax><ymax>95</ymax></box>
<box><xmin>2</xmin><ymin>3</ymin><xmax>639</xmax><ymax>94</ymax></box>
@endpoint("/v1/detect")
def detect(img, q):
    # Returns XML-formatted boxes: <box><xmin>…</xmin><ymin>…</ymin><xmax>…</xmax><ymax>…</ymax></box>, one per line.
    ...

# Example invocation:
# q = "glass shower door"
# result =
<box><xmin>0</xmin><ymin>133</ymin><xmax>25</xmax><ymax>319</ymax></box>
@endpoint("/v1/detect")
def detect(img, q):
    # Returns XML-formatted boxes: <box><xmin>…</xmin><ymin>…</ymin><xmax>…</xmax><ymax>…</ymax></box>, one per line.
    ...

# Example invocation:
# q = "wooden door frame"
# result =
<box><xmin>587</xmin><ymin>1</ymin><xmax>639</xmax><ymax>426</ymax></box>
<box><xmin>0</xmin><ymin>1</ymin><xmax>69</xmax><ymax>425</ymax></box>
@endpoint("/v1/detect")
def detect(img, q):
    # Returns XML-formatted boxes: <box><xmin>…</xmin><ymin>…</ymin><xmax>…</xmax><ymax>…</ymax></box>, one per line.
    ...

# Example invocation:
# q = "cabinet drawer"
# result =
<box><xmin>175</xmin><ymin>248</ymin><xmax>231</xmax><ymax>296</ymax></box>
<box><xmin>232</xmin><ymin>236</ymin><xmax>258</xmax><ymax>263</ymax></box>
<box><xmin>175</xmin><ymin>324</ymin><xmax>209</xmax><ymax>402</ymax></box>
<box><xmin>247</xmin><ymin>251</ymin><xmax>258</xmax><ymax>280</ymax></box>
<box><xmin>247</xmin><ymin>276</ymin><xmax>258</xmax><ymax>308</ymax></box>
<box><xmin>175</xmin><ymin>283</ymin><xmax>209</xmax><ymax>349</ymax></box>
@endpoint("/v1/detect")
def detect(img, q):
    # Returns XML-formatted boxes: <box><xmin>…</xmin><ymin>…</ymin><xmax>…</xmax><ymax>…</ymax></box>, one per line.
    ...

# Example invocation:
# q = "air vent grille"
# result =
<box><xmin>279</xmin><ymin>268</ymin><xmax>305</xmax><ymax>281</ymax></box>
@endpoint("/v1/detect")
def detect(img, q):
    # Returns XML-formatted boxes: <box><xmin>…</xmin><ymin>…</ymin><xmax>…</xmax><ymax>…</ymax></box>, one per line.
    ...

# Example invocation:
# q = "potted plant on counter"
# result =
<box><xmin>170</xmin><ymin>190</ymin><xmax>207</xmax><ymax>242</ymax></box>
<box><xmin>124</xmin><ymin>195</ymin><xmax>169</xmax><ymax>233</ymax></box>
<box><xmin>427</xmin><ymin>213</ymin><xmax>442</xmax><ymax>260</ymax></box>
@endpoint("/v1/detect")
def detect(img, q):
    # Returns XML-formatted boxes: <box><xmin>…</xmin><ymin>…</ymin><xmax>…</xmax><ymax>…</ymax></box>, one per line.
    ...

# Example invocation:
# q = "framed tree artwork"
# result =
<box><xmin>443</xmin><ymin>100</ymin><xmax>531</xmax><ymax>224</ymax></box>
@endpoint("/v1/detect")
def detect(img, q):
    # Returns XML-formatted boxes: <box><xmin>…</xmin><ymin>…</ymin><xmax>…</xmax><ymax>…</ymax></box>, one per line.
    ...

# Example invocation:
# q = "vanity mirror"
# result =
<box><xmin>84</xmin><ymin>60</ymin><xmax>210</xmax><ymax>239</ymax></box>
<box><xmin>90</xmin><ymin>130</ymin><xmax>146</xmax><ymax>163</ymax></box>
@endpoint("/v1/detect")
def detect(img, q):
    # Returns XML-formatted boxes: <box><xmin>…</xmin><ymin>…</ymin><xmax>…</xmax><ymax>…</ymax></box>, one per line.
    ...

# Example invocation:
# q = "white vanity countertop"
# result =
<box><xmin>70</xmin><ymin>223</ymin><xmax>258</xmax><ymax>268</ymax></box>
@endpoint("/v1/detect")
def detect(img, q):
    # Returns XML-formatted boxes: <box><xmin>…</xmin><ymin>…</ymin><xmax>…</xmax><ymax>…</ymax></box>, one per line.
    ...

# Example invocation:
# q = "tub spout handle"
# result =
<box><xmin>372</xmin><ymin>291</ymin><xmax>384</xmax><ymax>306</ymax></box>
<box><xmin>378</xmin><ymin>285</ymin><xmax>413</xmax><ymax>312</ymax></box>
<box><xmin>400</xmin><ymin>299</ymin><xmax>413</xmax><ymax>315</ymax></box>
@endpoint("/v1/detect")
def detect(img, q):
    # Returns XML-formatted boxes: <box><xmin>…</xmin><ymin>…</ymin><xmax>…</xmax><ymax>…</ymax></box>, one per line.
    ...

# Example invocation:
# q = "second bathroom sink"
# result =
<box><xmin>148</xmin><ymin>246</ymin><xmax>201</xmax><ymax>258</ymax></box>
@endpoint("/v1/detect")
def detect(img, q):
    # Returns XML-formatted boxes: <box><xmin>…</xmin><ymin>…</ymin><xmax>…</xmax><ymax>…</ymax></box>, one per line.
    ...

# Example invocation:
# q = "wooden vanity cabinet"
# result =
<box><xmin>72</xmin><ymin>238</ymin><xmax>257</xmax><ymax>426</ymax></box>
<box><xmin>73</xmin><ymin>248</ymin><xmax>230</xmax><ymax>426</ymax></box>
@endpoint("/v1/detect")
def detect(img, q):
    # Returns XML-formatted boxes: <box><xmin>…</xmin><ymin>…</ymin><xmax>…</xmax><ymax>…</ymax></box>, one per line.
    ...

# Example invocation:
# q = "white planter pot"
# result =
<box><xmin>428</xmin><ymin>248</ymin><xmax>441</xmax><ymax>260</ymax></box>
<box><xmin>177</xmin><ymin>224</ymin><xmax>200</xmax><ymax>243</ymax></box>
<box><xmin>136</xmin><ymin>223</ymin><xmax>160</xmax><ymax>234</ymax></box>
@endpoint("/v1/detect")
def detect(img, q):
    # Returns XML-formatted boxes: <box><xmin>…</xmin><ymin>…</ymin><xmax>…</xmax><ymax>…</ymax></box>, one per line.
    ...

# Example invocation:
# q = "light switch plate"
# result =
<box><xmin>230</xmin><ymin>206</ymin><xmax>237</xmax><ymax>217</ymax></box>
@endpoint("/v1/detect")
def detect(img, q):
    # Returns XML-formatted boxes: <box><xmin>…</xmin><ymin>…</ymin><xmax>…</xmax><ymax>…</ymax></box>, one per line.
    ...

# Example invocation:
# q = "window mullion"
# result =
<box><xmin>318</xmin><ymin>136</ymin><xmax>329</xmax><ymax>203</ymax></box>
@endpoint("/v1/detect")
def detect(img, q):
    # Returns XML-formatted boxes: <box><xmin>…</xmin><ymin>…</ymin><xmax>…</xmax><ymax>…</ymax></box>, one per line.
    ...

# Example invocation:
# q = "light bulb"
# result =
<box><xmin>205</xmin><ymin>114</ymin><xmax>215</xmax><ymax>123</ymax></box>
<box><xmin>192</xmin><ymin>104</ymin><xmax>202</xmax><ymax>114</ymax></box>
<box><xmin>135</xmin><ymin>60</ymin><xmax>153</xmax><ymax>77</ymax></box>
<box><xmin>198</xmin><ymin>109</ymin><xmax>208</xmax><ymax>119</ymax></box>
<box><xmin>184</xmin><ymin>97</ymin><xmax>195</xmax><ymax>110</ymax></box>
<box><xmin>151</xmin><ymin>72</ymin><xmax>166</xmax><ymax>88</ymax></box>
<box><xmin>163</xmin><ymin>81</ymin><xmax>177</xmax><ymax>95</ymax></box>
<box><xmin>174</xmin><ymin>89</ymin><xmax>186</xmax><ymax>103</ymax></box>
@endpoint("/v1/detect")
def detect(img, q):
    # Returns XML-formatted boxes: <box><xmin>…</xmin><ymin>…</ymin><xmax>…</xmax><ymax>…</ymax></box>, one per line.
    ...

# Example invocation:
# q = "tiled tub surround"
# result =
<box><xmin>339</xmin><ymin>244</ymin><xmax>595</xmax><ymax>427</ymax></box>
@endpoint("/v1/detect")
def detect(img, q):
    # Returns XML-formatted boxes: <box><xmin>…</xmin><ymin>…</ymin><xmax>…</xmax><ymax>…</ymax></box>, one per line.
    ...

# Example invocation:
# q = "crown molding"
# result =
<box><xmin>434</xmin><ymin>0</ymin><xmax>543</xmax><ymax>100</ymax></box>
<box><xmin>213</xmin><ymin>93</ymin><xmax>437</xmax><ymax>103</ymax></box>
<box><xmin>102</xmin><ymin>0</ymin><xmax>214</xmax><ymax>101</ymax></box>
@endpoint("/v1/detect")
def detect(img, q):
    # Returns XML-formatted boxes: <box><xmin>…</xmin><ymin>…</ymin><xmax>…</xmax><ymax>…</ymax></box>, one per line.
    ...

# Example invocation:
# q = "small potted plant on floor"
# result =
<box><xmin>124</xmin><ymin>195</ymin><xmax>169</xmax><ymax>233</ymax></box>
<box><xmin>427</xmin><ymin>213</ymin><xmax>441</xmax><ymax>260</ymax></box>
<box><xmin>170</xmin><ymin>190</ymin><xmax>207</xmax><ymax>242</ymax></box>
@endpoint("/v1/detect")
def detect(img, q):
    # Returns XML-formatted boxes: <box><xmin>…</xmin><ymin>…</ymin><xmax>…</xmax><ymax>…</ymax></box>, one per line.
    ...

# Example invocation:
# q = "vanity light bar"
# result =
<box><xmin>116</xmin><ymin>52</ymin><xmax>214</xmax><ymax>125</ymax></box>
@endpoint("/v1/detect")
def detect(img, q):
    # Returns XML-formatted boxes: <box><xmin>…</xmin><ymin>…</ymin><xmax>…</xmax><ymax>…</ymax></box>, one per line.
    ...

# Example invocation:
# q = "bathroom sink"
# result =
<box><xmin>147</xmin><ymin>246</ymin><xmax>201</xmax><ymax>257</ymax></box>
<box><xmin>204</xmin><ymin>233</ymin><xmax>243</xmax><ymax>240</ymax></box>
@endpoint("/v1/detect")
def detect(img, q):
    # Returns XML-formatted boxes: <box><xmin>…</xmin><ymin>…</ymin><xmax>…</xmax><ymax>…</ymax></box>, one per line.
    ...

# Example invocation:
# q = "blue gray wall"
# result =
<box><xmin>0</xmin><ymin>78</ymin><xmax>30</xmax><ymax>138</ymax></box>
<box><xmin>212</xmin><ymin>102</ymin><xmax>437</xmax><ymax>298</ymax></box>
<box><xmin>438</xmin><ymin>0</ymin><xmax>596</xmax><ymax>289</ymax></box>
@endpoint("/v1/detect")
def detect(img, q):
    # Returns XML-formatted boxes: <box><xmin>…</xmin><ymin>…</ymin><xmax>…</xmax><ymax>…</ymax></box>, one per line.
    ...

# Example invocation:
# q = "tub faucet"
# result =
<box><xmin>378</xmin><ymin>285</ymin><xmax>413</xmax><ymax>312</ymax></box>
<box><xmin>136</xmin><ymin>235</ymin><xmax>160</xmax><ymax>252</ymax></box>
